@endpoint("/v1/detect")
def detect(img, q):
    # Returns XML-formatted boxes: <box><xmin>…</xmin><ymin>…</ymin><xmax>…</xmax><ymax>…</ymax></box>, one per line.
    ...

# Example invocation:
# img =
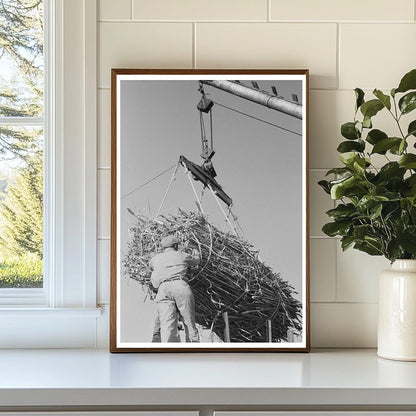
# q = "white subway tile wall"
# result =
<box><xmin>131</xmin><ymin>0</ymin><xmax>268</xmax><ymax>21</ymax></box>
<box><xmin>98</xmin><ymin>90</ymin><xmax>111</xmax><ymax>168</ymax></box>
<box><xmin>336</xmin><ymin>246</ymin><xmax>390</xmax><ymax>303</ymax></box>
<box><xmin>99</xmin><ymin>0</ymin><xmax>131</xmax><ymax>21</ymax></box>
<box><xmin>270</xmin><ymin>0</ymin><xmax>414</xmax><ymax>22</ymax></box>
<box><xmin>310</xmin><ymin>239</ymin><xmax>337</xmax><ymax>302</ymax></box>
<box><xmin>96</xmin><ymin>0</ymin><xmax>416</xmax><ymax>347</ymax></box>
<box><xmin>98</xmin><ymin>22</ymin><xmax>193</xmax><ymax>88</ymax></box>
<box><xmin>97</xmin><ymin>169</ymin><xmax>111</xmax><ymax>239</ymax></box>
<box><xmin>311</xmin><ymin>303</ymin><xmax>378</xmax><ymax>347</ymax></box>
<box><xmin>309</xmin><ymin>170</ymin><xmax>334</xmax><ymax>237</ymax></box>
<box><xmin>196</xmin><ymin>23</ymin><xmax>338</xmax><ymax>89</ymax></box>
<box><xmin>97</xmin><ymin>239</ymin><xmax>110</xmax><ymax>305</ymax></box>
<box><xmin>340</xmin><ymin>24</ymin><xmax>416</xmax><ymax>90</ymax></box>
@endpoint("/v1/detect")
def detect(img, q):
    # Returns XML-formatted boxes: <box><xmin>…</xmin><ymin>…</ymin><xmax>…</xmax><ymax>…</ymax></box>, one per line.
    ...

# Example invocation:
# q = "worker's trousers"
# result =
<box><xmin>156</xmin><ymin>280</ymin><xmax>200</xmax><ymax>343</ymax></box>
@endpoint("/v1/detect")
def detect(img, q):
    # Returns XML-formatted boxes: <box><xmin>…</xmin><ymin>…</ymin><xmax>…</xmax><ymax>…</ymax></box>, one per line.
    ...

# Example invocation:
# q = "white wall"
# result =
<box><xmin>96</xmin><ymin>0</ymin><xmax>416</xmax><ymax>348</ymax></box>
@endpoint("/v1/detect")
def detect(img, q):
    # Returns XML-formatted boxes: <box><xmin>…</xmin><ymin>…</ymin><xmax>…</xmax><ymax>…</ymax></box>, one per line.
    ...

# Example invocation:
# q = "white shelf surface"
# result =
<box><xmin>0</xmin><ymin>349</ymin><xmax>416</xmax><ymax>408</ymax></box>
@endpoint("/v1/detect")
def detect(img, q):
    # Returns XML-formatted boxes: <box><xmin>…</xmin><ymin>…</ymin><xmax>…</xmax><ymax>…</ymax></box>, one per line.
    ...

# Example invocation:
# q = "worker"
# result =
<box><xmin>150</xmin><ymin>235</ymin><xmax>201</xmax><ymax>342</ymax></box>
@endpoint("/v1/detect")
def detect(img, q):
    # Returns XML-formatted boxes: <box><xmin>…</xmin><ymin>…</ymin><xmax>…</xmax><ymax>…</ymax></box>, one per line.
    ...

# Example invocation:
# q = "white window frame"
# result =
<box><xmin>0</xmin><ymin>3</ymin><xmax>46</xmax><ymax>305</ymax></box>
<box><xmin>0</xmin><ymin>0</ymin><xmax>101</xmax><ymax>348</ymax></box>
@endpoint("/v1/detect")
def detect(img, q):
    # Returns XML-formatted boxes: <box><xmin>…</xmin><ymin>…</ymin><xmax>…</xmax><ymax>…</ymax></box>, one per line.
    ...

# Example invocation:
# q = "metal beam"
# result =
<box><xmin>201</xmin><ymin>80</ymin><xmax>302</xmax><ymax>120</ymax></box>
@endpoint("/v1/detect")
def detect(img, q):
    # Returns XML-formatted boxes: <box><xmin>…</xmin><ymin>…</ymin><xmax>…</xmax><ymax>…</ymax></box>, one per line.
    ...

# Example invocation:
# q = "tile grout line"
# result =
<box><xmin>192</xmin><ymin>22</ymin><xmax>197</xmax><ymax>69</ymax></box>
<box><xmin>309</xmin><ymin>236</ymin><xmax>338</xmax><ymax>239</ymax></box>
<box><xmin>311</xmin><ymin>301</ymin><xmax>378</xmax><ymax>305</ymax></box>
<box><xmin>98</xmin><ymin>19</ymin><xmax>415</xmax><ymax>24</ymax></box>
<box><xmin>309</xmin><ymin>168</ymin><xmax>336</xmax><ymax>171</ymax></box>
<box><xmin>267</xmin><ymin>0</ymin><xmax>271</xmax><ymax>22</ymax></box>
<box><xmin>336</xmin><ymin>22</ymin><xmax>340</xmax><ymax>90</ymax></box>
<box><xmin>333</xmin><ymin>229</ymin><xmax>339</xmax><ymax>303</ymax></box>
<box><xmin>130</xmin><ymin>0</ymin><xmax>133</xmax><ymax>20</ymax></box>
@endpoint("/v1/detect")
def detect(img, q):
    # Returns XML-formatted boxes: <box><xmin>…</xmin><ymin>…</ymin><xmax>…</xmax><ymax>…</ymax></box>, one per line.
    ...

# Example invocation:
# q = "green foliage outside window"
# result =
<box><xmin>0</xmin><ymin>0</ymin><xmax>44</xmax><ymax>288</ymax></box>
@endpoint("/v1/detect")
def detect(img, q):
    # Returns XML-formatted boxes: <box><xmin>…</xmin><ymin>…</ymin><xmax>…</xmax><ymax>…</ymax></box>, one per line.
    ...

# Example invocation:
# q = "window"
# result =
<box><xmin>0</xmin><ymin>0</ymin><xmax>45</xmax><ymax>294</ymax></box>
<box><xmin>0</xmin><ymin>0</ymin><xmax>100</xmax><ymax>348</ymax></box>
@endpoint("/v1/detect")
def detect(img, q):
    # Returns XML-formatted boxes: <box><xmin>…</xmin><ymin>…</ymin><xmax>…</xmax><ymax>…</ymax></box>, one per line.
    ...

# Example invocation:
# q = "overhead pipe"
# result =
<box><xmin>201</xmin><ymin>80</ymin><xmax>302</xmax><ymax>120</ymax></box>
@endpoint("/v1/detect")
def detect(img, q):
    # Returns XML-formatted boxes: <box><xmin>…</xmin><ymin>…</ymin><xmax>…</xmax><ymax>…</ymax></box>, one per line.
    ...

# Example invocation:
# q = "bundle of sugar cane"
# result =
<box><xmin>123</xmin><ymin>210</ymin><xmax>302</xmax><ymax>343</ymax></box>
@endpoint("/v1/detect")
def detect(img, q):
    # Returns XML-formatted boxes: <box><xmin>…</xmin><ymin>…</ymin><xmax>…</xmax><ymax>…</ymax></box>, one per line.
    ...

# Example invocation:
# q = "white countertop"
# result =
<box><xmin>0</xmin><ymin>348</ymin><xmax>416</xmax><ymax>408</ymax></box>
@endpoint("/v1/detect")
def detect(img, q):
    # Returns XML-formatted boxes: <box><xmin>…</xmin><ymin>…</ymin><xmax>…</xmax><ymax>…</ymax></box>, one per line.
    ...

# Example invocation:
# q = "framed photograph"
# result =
<box><xmin>110</xmin><ymin>69</ymin><xmax>309</xmax><ymax>352</ymax></box>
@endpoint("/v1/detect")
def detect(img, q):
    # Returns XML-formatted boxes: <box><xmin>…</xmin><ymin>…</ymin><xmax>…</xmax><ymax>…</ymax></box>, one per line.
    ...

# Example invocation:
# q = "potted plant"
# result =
<box><xmin>319</xmin><ymin>68</ymin><xmax>416</xmax><ymax>361</ymax></box>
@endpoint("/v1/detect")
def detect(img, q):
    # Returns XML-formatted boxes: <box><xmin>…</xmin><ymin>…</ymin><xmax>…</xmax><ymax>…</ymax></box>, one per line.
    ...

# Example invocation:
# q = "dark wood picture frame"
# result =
<box><xmin>110</xmin><ymin>69</ymin><xmax>310</xmax><ymax>352</ymax></box>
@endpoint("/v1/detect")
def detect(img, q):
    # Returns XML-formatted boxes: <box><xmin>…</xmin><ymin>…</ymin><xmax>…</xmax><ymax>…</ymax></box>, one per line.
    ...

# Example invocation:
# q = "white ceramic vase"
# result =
<box><xmin>378</xmin><ymin>259</ymin><xmax>416</xmax><ymax>361</ymax></box>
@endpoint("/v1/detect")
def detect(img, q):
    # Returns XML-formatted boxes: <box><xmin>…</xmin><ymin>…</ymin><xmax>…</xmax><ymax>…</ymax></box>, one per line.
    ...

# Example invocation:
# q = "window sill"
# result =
<box><xmin>0</xmin><ymin>306</ymin><xmax>102</xmax><ymax>316</ymax></box>
<box><xmin>0</xmin><ymin>288</ymin><xmax>47</xmax><ymax>306</ymax></box>
<box><xmin>0</xmin><ymin>307</ymin><xmax>104</xmax><ymax>348</ymax></box>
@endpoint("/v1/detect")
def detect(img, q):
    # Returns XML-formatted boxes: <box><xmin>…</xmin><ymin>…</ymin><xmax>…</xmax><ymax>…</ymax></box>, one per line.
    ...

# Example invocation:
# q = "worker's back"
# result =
<box><xmin>150</xmin><ymin>248</ymin><xmax>200</xmax><ymax>288</ymax></box>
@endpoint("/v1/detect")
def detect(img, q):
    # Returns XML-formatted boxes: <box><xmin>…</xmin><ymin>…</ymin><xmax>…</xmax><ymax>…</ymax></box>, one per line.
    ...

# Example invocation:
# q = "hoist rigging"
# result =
<box><xmin>176</xmin><ymin>81</ymin><xmax>233</xmax><ymax>209</ymax></box>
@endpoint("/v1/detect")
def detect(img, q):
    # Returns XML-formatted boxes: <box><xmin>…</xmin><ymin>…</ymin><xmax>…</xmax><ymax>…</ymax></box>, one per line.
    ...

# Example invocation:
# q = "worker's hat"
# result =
<box><xmin>161</xmin><ymin>235</ymin><xmax>179</xmax><ymax>248</ymax></box>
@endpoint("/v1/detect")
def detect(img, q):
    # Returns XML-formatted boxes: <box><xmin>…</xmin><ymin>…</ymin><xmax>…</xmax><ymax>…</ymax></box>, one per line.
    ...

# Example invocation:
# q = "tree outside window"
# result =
<box><xmin>0</xmin><ymin>0</ymin><xmax>44</xmax><ymax>288</ymax></box>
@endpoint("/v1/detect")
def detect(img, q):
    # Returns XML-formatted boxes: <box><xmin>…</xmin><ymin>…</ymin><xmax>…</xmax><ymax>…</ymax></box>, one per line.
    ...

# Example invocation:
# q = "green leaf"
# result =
<box><xmin>373</xmin><ymin>89</ymin><xmax>391</xmax><ymax>110</ymax></box>
<box><xmin>390</xmin><ymin>139</ymin><xmax>408</xmax><ymax>155</ymax></box>
<box><xmin>329</xmin><ymin>175</ymin><xmax>354</xmax><ymax>186</ymax></box>
<box><xmin>410</xmin><ymin>206</ymin><xmax>416</xmax><ymax>222</ymax></box>
<box><xmin>330</xmin><ymin>176</ymin><xmax>357</xmax><ymax>199</ymax></box>
<box><xmin>326</xmin><ymin>203</ymin><xmax>356</xmax><ymax>220</ymax></box>
<box><xmin>365</xmin><ymin>236</ymin><xmax>384</xmax><ymax>252</ymax></box>
<box><xmin>377</xmin><ymin>162</ymin><xmax>406</xmax><ymax>182</ymax></box>
<box><xmin>341</xmin><ymin>122</ymin><xmax>361</xmax><ymax>140</ymax></box>
<box><xmin>369</xmin><ymin>203</ymin><xmax>383</xmax><ymax>220</ymax></box>
<box><xmin>363</xmin><ymin>116</ymin><xmax>372</xmax><ymax>129</ymax></box>
<box><xmin>360</xmin><ymin>99</ymin><xmax>384</xmax><ymax>119</ymax></box>
<box><xmin>339</xmin><ymin>152</ymin><xmax>360</xmax><ymax>167</ymax></box>
<box><xmin>357</xmin><ymin>195</ymin><xmax>389</xmax><ymax>211</ymax></box>
<box><xmin>371</xmin><ymin>137</ymin><xmax>402</xmax><ymax>154</ymax></box>
<box><xmin>407</xmin><ymin>120</ymin><xmax>416</xmax><ymax>138</ymax></box>
<box><xmin>353</xmin><ymin>224</ymin><xmax>374</xmax><ymax>239</ymax></box>
<box><xmin>366</xmin><ymin>129</ymin><xmax>387</xmax><ymax>145</ymax></box>
<box><xmin>399</xmin><ymin>154</ymin><xmax>416</xmax><ymax>169</ymax></box>
<box><xmin>389</xmin><ymin>139</ymin><xmax>407</xmax><ymax>155</ymax></box>
<box><xmin>386</xmin><ymin>240</ymin><xmax>402</xmax><ymax>262</ymax></box>
<box><xmin>325</xmin><ymin>167</ymin><xmax>351</xmax><ymax>176</ymax></box>
<box><xmin>398</xmin><ymin>226</ymin><xmax>416</xmax><ymax>255</ymax></box>
<box><xmin>384</xmin><ymin>191</ymin><xmax>402</xmax><ymax>201</ymax></box>
<box><xmin>407</xmin><ymin>195</ymin><xmax>416</xmax><ymax>207</ymax></box>
<box><xmin>399</xmin><ymin>91</ymin><xmax>416</xmax><ymax>115</ymax></box>
<box><xmin>353</xmin><ymin>158</ymin><xmax>366</xmax><ymax>174</ymax></box>
<box><xmin>395</xmin><ymin>69</ymin><xmax>416</xmax><ymax>94</ymax></box>
<box><xmin>354</xmin><ymin>241</ymin><xmax>383</xmax><ymax>256</ymax></box>
<box><xmin>341</xmin><ymin>235</ymin><xmax>355</xmax><ymax>251</ymax></box>
<box><xmin>337</xmin><ymin>140</ymin><xmax>365</xmax><ymax>153</ymax></box>
<box><xmin>406</xmin><ymin>174</ymin><xmax>416</xmax><ymax>187</ymax></box>
<box><xmin>355</xmin><ymin>88</ymin><xmax>365</xmax><ymax>110</ymax></box>
<box><xmin>318</xmin><ymin>180</ymin><xmax>331</xmax><ymax>194</ymax></box>
<box><xmin>405</xmin><ymin>175</ymin><xmax>416</xmax><ymax>197</ymax></box>
<box><xmin>322</xmin><ymin>221</ymin><xmax>351</xmax><ymax>237</ymax></box>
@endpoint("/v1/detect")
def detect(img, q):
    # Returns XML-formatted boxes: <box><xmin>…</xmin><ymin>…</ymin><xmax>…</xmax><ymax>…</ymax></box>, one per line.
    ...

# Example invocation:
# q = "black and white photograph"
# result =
<box><xmin>110</xmin><ymin>70</ymin><xmax>309</xmax><ymax>352</ymax></box>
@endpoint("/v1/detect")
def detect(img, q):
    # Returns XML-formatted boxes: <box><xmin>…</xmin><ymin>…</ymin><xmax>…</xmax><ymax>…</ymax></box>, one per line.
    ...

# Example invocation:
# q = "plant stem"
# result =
<box><xmin>390</xmin><ymin>97</ymin><xmax>406</xmax><ymax>139</ymax></box>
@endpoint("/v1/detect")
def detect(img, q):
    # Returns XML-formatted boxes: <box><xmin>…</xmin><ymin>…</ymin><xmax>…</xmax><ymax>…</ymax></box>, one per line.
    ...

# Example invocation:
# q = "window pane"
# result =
<box><xmin>0</xmin><ymin>0</ymin><xmax>44</xmax><ymax>117</ymax></box>
<box><xmin>0</xmin><ymin>126</ymin><xmax>43</xmax><ymax>288</ymax></box>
